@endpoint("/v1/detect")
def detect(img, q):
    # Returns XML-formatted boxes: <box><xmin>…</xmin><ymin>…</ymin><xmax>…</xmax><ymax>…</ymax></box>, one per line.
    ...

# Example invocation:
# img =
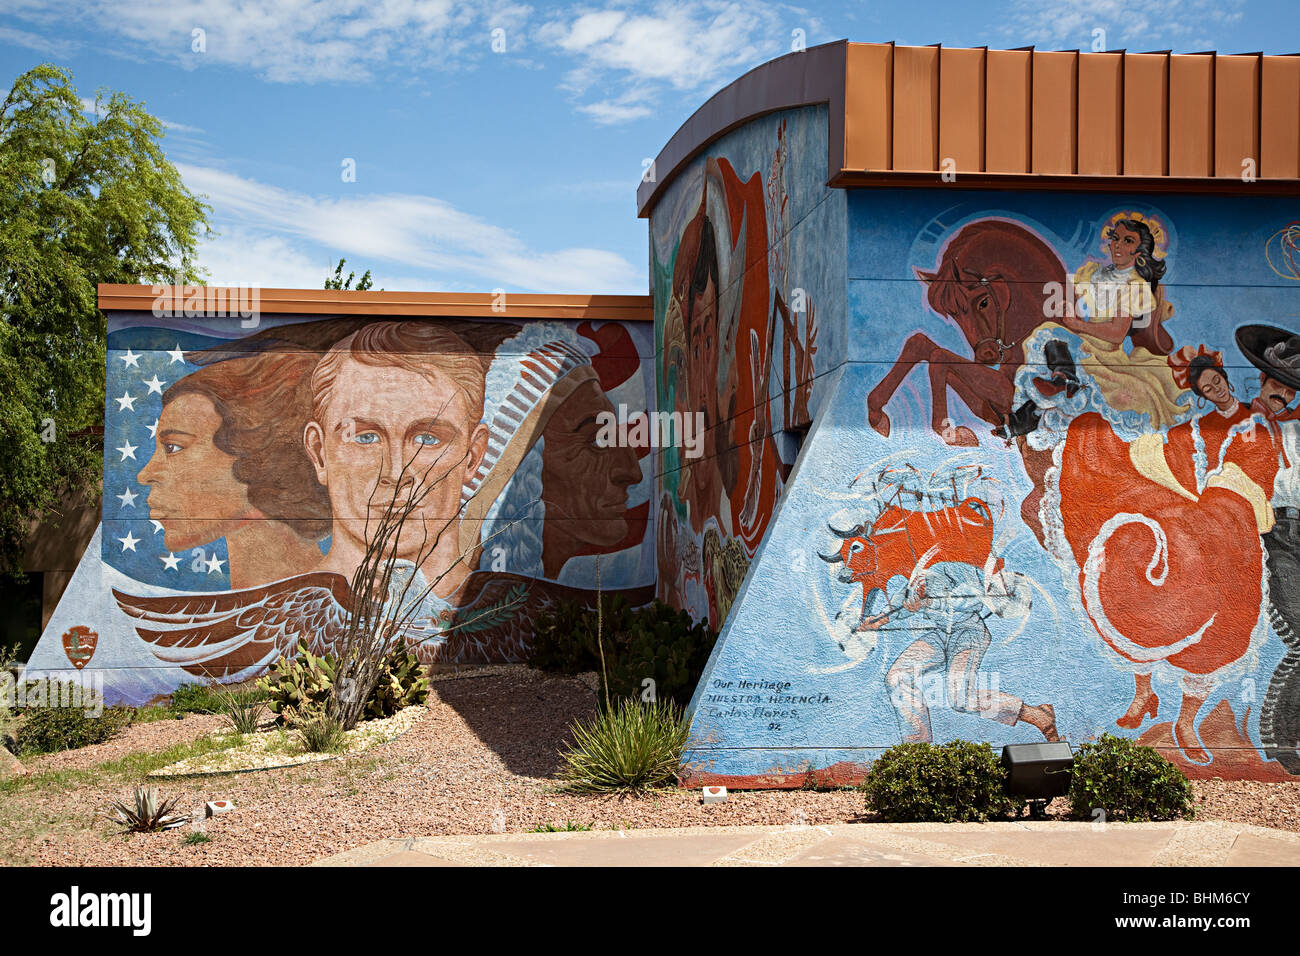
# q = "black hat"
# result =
<box><xmin>1235</xmin><ymin>324</ymin><xmax>1300</xmax><ymax>392</ymax></box>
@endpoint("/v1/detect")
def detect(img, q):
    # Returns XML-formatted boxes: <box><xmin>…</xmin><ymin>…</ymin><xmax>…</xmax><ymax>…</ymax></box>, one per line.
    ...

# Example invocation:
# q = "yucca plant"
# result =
<box><xmin>559</xmin><ymin>698</ymin><xmax>690</xmax><ymax>793</ymax></box>
<box><xmin>110</xmin><ymin>786</ymin><xmax>190</xmax><ymax>833</ymax></box>
<box><xmin>216</xmin><ymin>686</ymin><xmax>266</xmax><ymax>734</ymax></box>
<box><xmin>288</xmin><ymin>704</ymin><xmax>349</xmax><ymax>754</ymax></box>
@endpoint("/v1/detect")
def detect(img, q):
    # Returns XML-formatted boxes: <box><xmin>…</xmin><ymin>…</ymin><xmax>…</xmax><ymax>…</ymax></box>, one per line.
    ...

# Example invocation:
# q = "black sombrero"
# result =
<box><xmin>1236</xmin><ymin>324</ymin><xmax>1300</xmax><ymax>392</ymax></box>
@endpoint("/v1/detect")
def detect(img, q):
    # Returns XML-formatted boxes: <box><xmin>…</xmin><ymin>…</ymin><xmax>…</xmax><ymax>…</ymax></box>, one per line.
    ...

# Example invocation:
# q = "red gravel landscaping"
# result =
<box><xmin>1</xmin><ymin>667</ymin><xmax>1297</xmax><ymax>866</ymax></box>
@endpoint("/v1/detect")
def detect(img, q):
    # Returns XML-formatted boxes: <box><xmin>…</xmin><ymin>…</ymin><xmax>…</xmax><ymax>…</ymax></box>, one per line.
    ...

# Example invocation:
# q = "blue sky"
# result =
<box><xmin>2</xmin><ymin>0</ymin><xmax>1296</xmax><ymax>294</ymax></box>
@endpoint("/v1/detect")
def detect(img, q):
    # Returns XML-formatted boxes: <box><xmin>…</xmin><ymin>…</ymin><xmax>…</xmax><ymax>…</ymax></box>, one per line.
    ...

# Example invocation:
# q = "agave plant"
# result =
<box><xmin>110</xmin><ymin>786</ymin><xmax>190</xmax><ymax>833</ymax></box>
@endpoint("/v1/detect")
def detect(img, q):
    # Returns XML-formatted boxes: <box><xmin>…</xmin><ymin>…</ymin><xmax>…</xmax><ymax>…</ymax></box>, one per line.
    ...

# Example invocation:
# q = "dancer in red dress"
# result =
<box><xmin>1056</xmin><ymin>345</ymin><xmax>1281</xmax><ymax>761</ymax></box>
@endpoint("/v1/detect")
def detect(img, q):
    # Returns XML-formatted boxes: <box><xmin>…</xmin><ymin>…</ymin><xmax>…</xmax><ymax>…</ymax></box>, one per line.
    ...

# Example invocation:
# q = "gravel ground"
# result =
<box><xmin>2</xmin><ymin>667</ymin><xmax>1297</xmax><ymax>866</ymax></box>
<box><xmin>25</xmin><ymin>713</ymin><xmax>228</xmax><ymax>773</ymax></box>
<box><xmin>1192</xmin><ymin>778</ymin><xmax>1300</xmax><ymax>832</ymax></box>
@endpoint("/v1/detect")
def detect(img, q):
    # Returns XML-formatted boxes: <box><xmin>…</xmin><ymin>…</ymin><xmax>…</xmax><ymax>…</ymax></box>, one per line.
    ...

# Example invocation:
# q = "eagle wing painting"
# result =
<box><xmin>113</xmin><ymin>570</ymin><xmax>655</xmax><ymax>680</ymax></box>
<box><xmin>112</xmin><ymin>572</ymin><xmax>353</xmax><ymax>680</ymax></box>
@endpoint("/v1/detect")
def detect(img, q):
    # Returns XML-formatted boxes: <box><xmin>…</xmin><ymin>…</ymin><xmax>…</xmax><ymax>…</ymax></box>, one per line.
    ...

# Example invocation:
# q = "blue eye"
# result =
<box><xmin>414</xmin><ymin>433</ymin><xmax>441</xmax><ymax>446</ymax></box>
<box><xmin>354</xmin><ymin>432</ymin><xmax>379</xmax><ymax>445</ymax></box>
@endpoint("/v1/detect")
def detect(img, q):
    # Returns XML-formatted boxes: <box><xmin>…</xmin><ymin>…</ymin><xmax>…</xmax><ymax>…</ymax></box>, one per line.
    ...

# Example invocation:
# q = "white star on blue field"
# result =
<box><xmin>103</xmin><ymin>330</ymin><xmax>231</xmax><ymax>590</ymax></box>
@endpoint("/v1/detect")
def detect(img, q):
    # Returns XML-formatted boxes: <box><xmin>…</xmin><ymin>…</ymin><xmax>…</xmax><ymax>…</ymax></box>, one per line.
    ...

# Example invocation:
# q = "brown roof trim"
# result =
<box><xmin>636</xmin><ymin>40</ymin><xmax>850</xmax><ymax>217</ymax></box>
<box><xmin>827</xmin><ymin>169</ymin><xmax>1300</xmax><ymax>195</ymax></box>
<box><xmin>97</xmin><ymin>285</ymin><xmax>654</xmax><ymax>322</ymax></box>
<box><xmin>638</xmin><ymin>41</ymin><xmax>1300</xmax><ymax>218</ymax></box>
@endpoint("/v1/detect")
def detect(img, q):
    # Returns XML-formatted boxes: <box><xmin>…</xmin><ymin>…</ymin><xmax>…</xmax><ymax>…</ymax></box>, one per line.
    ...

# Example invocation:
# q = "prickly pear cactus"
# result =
<box><xmin>365</xmin><ymin>644</ymin><xmax>430</xmax><ymax>719</ymax></box>
<box><xmin>257</xmin><ymin>642</ymin><xmax>336</xmax><ymax>722</ymax></box>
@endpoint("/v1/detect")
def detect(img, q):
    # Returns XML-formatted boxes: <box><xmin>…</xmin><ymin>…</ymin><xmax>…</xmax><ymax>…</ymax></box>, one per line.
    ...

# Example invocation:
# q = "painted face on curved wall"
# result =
<box><xmin>1195</xmin><ymin>367</ymin><xmax>1233</xmax><ymax>410</ymax></box>
<box><xmin>1260</xmin><ymin>373</ymin><xmax>1297</xmax><ymax>414</ymax></box>
<box><xmin>137</xmin><ymin>392</ymin><xmax>258</xmax><ymax>552</ymax></box>
<box><xmin>540</xmin><ymin>377</ymin><xmax>641</xmax><ymax>573</ymax></box>
<box><xmin>687</xmin><ymin>275</ymin><xmax>719</xmax><ymax>425</ymax></box>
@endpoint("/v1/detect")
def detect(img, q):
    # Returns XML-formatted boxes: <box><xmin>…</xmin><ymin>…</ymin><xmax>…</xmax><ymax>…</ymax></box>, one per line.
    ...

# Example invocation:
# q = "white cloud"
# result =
<box><xmin>2</xmin><ymin>0</ymin><xmax>809</xmax><ymax>123</ymax></box>
<box><xmin>1002</xmin><ymin>0</ymin><xmax>1246</xmax><ymax>50</ymax></box>
<box><xmin>536</xmin><ymin>1</ymin><xmax>793</xmax><ymax>123</ymax></box>
<box><xmin>179</xmin><ymin>163</ymin><xmax>640</xmax><ymax>293</ymax></box>
<box><xmin>577</xmin><ymin>100</ymin><xmax>654</xmax><ymax>123</ymax></box>
<box><xmin>0</xmin><ymin>23</ymin><xmax>80</xmax><ymax>58</ymax></box>
<box><xmin>193</xmin><ymin>228</ymin><xmax>336</xmax><ymax>289</ymax></box>
<box><xmin>1</xmin><ymin>0</ymin><xmax>521</xmax><ymax>83</ymax></box>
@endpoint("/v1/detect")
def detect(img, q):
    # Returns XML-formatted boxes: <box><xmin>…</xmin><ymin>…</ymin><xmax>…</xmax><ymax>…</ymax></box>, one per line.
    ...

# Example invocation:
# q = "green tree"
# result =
<box><xmin>0</xmin><ymin>64</ymin><xmax>210</xmax><ymax>568</ymax></box>
<box><xmin>325</xmin><ymin>258</ymin><xmax>373</xmax><ymax>291</ymax></box>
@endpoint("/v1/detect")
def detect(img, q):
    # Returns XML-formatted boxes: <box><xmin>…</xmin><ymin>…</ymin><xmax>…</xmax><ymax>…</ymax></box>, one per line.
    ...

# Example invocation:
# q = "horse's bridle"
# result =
<box><xmin>960</xmin><ymin>266</ymin><xmax>1016</xmax><ymax>362</ymax></box>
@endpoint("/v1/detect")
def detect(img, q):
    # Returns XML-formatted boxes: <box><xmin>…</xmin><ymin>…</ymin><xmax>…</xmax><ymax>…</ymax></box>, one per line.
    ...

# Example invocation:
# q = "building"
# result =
<box><xmin>27</xmin><ymin>41</ymin><xmax>1300</xmax><ymax>782</ymax></box>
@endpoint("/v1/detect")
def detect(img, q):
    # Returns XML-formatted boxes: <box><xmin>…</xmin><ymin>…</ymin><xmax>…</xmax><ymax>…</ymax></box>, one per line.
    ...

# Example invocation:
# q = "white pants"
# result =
<box><xmin>885</xmin><ymin>622</ymin><xmax>1023</xmax><ymax>743</ymax></box>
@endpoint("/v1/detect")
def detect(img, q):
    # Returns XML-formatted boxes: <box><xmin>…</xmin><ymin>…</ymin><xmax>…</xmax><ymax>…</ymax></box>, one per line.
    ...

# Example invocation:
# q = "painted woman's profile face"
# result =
<box><xmin>136</xmin><ymin>392</ymin><xmax>259</xmax><ymax>553</ymax></box>
<box><xmin>1108</xmin><ymin>223</ymin><xmax>1140</xmax><ymax>269</ymax></box>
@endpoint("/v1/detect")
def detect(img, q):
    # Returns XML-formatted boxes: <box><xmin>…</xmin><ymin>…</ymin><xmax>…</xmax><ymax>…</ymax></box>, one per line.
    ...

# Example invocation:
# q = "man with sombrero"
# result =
<box><xmin>1236</xmin><ymin>323</ymin><xmax>1300</xmax><ymax>774</ymax></box>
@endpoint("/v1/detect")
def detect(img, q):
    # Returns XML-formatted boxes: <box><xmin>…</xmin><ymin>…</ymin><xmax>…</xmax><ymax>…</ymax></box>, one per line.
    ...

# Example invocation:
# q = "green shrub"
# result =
<box><xmin>1067</xmin><ymin>734</ymin><xmax>1195</xmax><ymax>822</ymax></box>
<box><xmin>169</xmin><ymin>681</ymin><xmax>227</xmax><ymax>714</ymax></box>
<box><xmin>559</xmin><ymin>698</ymin><xmax>690</xmax><ymax>793</ymax></box>
<box><xmin>131</xmin><ymin>704</ymin><xmax>181</xmax><ymax>724</ymax></box>
<box><xmin>861</xmin><ymin>740</ymin><xmax>1025</xmax><ymax>822</ymax></box>
<box><xmin>530</xmin><ymin>821</ymin><xmax>592</xmax><ymax>832</ymax></box>
<box><xmin>365</xmin><ymin>644</ymin><xmax>429</xmax><ymax>719</ymax></box>
<box><xmin>529</xmin><ymin>597</ymin><xmax>601</xmax><ymax>675</ymax></box>
<box><xmin>13</xmin><ymin>682</ymin><xmax>134</xmax><ymax>755</ymax></box>
<box><xmin>530</xmin><ymin>598</ymin><xmax>717</xmax><ymax>708</ymax></box>
<box><xmin>293</xmin><ymin>708</ymin><xmax>348</xmax><ymax>754</ymax></box>
<box><xmin>1</xmin><ymin>644</ymin><xmax>21</xmax><ymax>749</ymax></box>
<box><xmin>216</xmin><ymin>686</ymin><xmax>266</xmax><ymax>734</ymax></box>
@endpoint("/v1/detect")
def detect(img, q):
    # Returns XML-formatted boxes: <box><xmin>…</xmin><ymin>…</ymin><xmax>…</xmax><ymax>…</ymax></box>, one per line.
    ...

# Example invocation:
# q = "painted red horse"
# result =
<box><xmin>865</xmin><ymin>219</ymin><xmax>1067</xmax><ymax>538</ymax></box>
<box><xmin>819</xmin><ymin>495</ymin><xmax>1001</xmax><ymax>628</ymax></box>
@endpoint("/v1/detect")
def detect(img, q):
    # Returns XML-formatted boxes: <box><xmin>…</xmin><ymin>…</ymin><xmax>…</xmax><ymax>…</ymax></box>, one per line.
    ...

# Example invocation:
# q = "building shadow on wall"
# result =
<box><xmin>427</xmin><ymin>669</ymin><xmax>598</xmax><ymax>779</ymax></box>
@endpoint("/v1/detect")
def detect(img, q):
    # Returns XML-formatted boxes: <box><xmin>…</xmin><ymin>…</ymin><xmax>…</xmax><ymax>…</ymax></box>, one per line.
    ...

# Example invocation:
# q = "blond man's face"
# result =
<box><xmin>304</xmin><ymin>357</ymin><xmax>488</xmax><ymax>567</ymax></box>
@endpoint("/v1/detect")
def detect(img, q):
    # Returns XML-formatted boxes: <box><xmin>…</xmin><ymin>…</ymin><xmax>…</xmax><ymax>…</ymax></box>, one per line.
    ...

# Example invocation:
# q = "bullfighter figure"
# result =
<box><xmin>858</xmin><ymin>559</ymin><xmax>1060</xmax><ymax>744</ymax></box>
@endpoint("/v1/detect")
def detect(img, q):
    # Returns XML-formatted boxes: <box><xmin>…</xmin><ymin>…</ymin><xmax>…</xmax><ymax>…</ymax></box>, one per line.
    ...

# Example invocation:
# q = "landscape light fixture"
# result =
<box><xmin>1001</xmin><ymin>742</ymin><xmax>1074</xmax><ymax>819</ymax></box>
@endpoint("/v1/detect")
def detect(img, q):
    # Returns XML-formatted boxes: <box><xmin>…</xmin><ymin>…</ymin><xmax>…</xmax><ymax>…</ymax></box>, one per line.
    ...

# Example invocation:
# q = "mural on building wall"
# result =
<box><xmin>27</xmin><ymin>315</ymin><xmax>656</xmax><ymax>704</ymax></box>
<box><xmin>651</xmin><ymin>107</ymin><xmax>841</xmax><ymax>632</ymax></box>
<box><xmin>684</xmin><ymin>187</ymin><xmax>1300</xmax><ymax>784</ymax></box>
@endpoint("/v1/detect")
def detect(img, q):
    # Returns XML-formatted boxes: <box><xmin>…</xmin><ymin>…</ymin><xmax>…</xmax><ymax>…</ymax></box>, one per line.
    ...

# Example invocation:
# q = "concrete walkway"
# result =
<box><xmin>314</xmin><ymin>820</ymin><xmax>1300</xmax><ymax>867</ymax></box>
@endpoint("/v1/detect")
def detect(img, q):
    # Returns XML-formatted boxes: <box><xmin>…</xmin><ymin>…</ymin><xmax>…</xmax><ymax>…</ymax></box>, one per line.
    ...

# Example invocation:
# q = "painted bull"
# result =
<box><xmin>819</xmin><ymin>495</ymin><xmax>1001</xmax><ymax>627</ymax></box>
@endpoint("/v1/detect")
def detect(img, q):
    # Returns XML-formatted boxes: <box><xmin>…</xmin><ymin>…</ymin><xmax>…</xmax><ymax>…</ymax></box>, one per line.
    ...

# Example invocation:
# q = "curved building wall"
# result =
<box><xmin>650</xmin><ymin>104</ymin><xmax>848</xmax><ymax>633</ymax></box>
<box><xmin>682</xmin><ymin>178</ymin><xmax>1300</xmax><ymax>784</ymax></box>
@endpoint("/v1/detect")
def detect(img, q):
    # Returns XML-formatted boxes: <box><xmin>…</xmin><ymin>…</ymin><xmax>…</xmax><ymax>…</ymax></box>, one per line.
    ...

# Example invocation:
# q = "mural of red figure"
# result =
<box><xmin>1054</xmin><ymin>327</ymin><xmax>1300</xmax><ymax>764</ymax></box>
<box><xmin>658</xmin><ymin>120</ymin><xmax>818</xmax><ymax>632</ymax></box>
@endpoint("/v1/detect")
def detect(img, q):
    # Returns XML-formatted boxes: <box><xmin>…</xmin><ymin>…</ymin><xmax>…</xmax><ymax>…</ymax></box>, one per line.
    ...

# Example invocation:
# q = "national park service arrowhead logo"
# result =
<box><xmin>62</xmin><ymin>625</ymin><xmax>98</xmax><ymax>670</ymax></box>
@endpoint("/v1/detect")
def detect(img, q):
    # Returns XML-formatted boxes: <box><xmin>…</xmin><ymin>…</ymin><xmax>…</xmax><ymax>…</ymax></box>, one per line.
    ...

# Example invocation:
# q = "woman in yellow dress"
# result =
<box><xmin>1056</xmin><ymin>215</ymin><xmax>1188</xmax><ymax>428</ymax></box>
<box><xmin>997</xmin><ymin>213</ymin><xmax>1189</xmax><ymax>439</ymax></box>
